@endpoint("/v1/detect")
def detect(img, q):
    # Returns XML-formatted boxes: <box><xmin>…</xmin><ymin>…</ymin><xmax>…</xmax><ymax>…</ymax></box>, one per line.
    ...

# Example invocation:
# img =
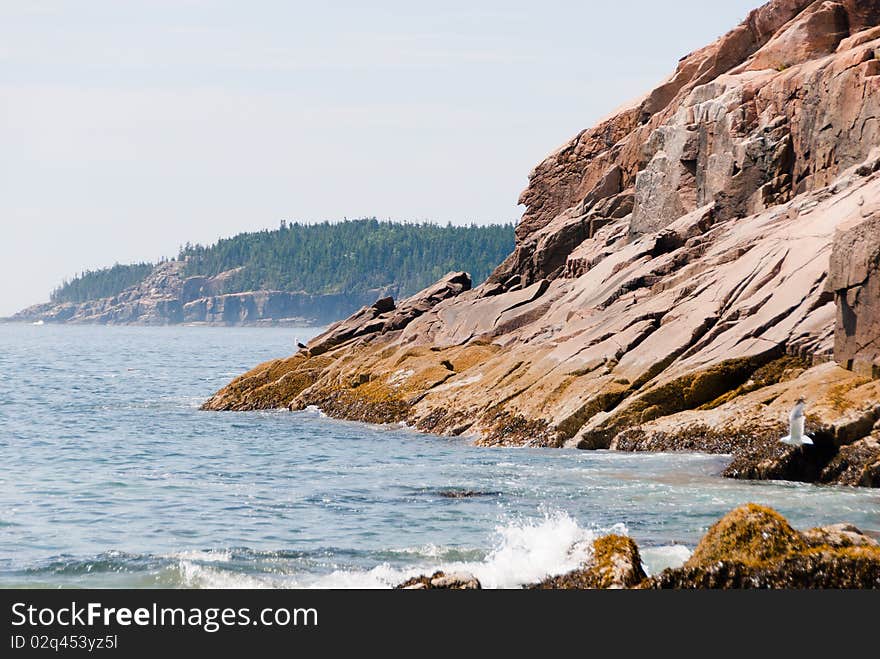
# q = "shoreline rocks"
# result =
<box><xmin>527</xmin><ymin>535</ymin><xmax>647</xmax><ymax>589</ymax></box>
<box><xmin>395</xmin><ymin>571</ymin><xmax>481</xmax><ymax>590</ymax></box>
<box><xmin>397</xmin><ymin>506</ymin><xmax>880</xmax><ymax>589</ymax></box>
<box><xmin>644</xmin><ymin>504</ymin><xmax>880</xmax><ymax>589</ymax></box>
<box><xmin>203</xmin><ymin>1</ymin><xmax>880</xmax><ymax>488</ymax></box>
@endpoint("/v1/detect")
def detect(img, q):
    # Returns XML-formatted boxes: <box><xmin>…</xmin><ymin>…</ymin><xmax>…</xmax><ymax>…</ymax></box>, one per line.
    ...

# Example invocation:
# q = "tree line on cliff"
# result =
<box><xmin>50</xmin><ymin>262</ymin><xmax>155</xmax><ymax>304</ymax></box>
<box><xmin>50</xmin><ymin>219</ymin><xmax>515</xmax><ymax>303</ymax></box>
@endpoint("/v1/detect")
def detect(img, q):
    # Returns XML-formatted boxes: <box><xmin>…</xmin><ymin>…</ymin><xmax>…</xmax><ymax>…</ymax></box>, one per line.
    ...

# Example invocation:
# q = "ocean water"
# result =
<box><xmin>1</xmin><ymin>323</ymin><xmax>878</xmax><ymax>589</ymax></box>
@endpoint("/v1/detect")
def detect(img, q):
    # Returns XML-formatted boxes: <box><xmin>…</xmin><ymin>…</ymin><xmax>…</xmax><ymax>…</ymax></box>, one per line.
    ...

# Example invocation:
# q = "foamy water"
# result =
<box><xmin>304</xmin><ymin>512</ymin><xmax>612</xmax><ymax>589</ymax></box>
<box><xmin>1</xmin><ymin>324</ymin><xmax>878</xmax><ymax>588</ymax></box>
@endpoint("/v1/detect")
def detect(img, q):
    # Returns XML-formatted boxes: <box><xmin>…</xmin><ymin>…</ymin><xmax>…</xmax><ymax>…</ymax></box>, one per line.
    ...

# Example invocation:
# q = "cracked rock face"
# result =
<box><xmin>204</xmin><ymin>0</ymin><xmax>880</xmax><ymax>485</ymax></box>
<box><xmin>830</xmin><ymin>212</ymin><xmax>880</xmax><ymax>378</ymax></box>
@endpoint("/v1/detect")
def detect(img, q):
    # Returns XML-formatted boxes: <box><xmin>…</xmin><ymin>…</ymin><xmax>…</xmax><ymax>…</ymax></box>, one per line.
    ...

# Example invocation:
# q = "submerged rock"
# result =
<box><xmin>433</xmin><ymin>489</ymin><xmax>500</xmax><ymax>499</ymax></box>
<box><xmin>527</xmin><ymin>535</ymin><xmax>647</xmax><ymax>589</ymax></box>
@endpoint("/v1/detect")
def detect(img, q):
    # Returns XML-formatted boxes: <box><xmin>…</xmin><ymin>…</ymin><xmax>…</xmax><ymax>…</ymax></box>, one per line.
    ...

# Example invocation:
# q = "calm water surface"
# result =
<box><xmin>1</xmin><ymin>324</ymin><xmax>878</xmax><ymax>588</ymax></box>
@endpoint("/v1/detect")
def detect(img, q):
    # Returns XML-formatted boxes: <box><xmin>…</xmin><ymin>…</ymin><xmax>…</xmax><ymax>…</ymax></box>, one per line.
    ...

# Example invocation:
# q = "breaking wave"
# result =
<box><xmin>306</xmin><ymin>511</ymin><xmax>625</xmax><ymax>589</ymax></box>
<box><xmin>12</xmin><ymin>512</ymin><xmax>648</xmax><ymax>589</ymax></box>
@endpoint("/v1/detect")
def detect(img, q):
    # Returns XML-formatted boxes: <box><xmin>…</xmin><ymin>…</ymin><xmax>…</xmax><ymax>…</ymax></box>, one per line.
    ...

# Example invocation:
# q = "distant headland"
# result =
<box><xmin>9</xmin><ymin>219</ymin><xmax>514</xmax><ymax>327</ymax></box>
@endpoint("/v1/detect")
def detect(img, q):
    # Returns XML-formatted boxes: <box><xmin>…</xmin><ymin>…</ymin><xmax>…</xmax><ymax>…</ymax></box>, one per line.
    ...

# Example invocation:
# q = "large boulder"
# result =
<box><xmin>646</xmin><ymin>504</ymin><xmax>880</xmax><ymax>588</ymax></box>
<box><xmin>685</xmin><ymin>504</ymin><xmax>806</xmax><ymax>566</ymax></box>
<box><xmin>649</xmin><ymin>547</ymin><xmax>880</xmax><ymax>588</ymax></box>
<box><xmin>819</xmin><ymin>434</ymin><xmax>880</xmax><ymax>485</ymax></box>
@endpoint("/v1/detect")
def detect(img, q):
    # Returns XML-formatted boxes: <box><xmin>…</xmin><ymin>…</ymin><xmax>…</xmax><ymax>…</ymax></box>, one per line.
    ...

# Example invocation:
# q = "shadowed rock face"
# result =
<box><xmin>830</xmin><ymin>212</ymin><xmax>880</xmax><ymax>378</ymax></box>
<box><xmin>204</xmin><ymin>1</ymin><xmax>880</xmax><ymax>485</ymax></box>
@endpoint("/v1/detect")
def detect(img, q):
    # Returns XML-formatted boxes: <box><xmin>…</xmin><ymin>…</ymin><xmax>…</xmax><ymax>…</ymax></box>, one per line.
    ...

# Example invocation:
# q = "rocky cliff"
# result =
<box><xmin>204</xmin><ymin>0</ymin><xmax>880</xmax><ymax>486</ymax></box>
<box><xmin>11</xmin><ymin>261</ymin><xmax>395</xmax><ymax>326</ymax></box>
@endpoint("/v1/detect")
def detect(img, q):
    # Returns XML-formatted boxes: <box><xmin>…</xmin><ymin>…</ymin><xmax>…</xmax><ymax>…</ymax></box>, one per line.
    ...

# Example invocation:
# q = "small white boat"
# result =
<box><xmin>31</xmin><ymin>320</ymin><xmax>45</xmax><ymax>326</ymax></box>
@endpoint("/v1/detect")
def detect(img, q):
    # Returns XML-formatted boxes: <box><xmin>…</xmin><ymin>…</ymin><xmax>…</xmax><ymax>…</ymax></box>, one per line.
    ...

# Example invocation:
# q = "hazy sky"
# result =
<box><xmin>0</xmin><ymin>0</ymin><xmax>760</xmax><ymax>315</ymax></box>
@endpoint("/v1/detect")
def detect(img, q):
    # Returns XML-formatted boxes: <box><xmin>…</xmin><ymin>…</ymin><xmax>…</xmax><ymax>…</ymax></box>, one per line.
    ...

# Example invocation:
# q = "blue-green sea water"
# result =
<box><xmin>1</xmin><ymin>323</ymin><xmax>878</xmax><ymax>588</ymax></box>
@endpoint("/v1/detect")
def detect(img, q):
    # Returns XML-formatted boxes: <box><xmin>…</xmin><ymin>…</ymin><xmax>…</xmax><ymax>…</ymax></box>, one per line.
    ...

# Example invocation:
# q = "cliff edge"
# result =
<box><xmin>204</xmin><ymin>0</ymin><xmax>880</xmax><ymax>486</ymax></box>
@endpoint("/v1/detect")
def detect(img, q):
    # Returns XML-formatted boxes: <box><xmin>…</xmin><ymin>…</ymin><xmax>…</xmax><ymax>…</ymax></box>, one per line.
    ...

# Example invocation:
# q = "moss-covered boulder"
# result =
<box><xmin>527</xmin><ymin>534</ymin><xmax>647</xmax><ymax>589</ymax></box>
<box><xmin>685</xmin><ymin>504</ymin><xmax>806</xmax><ymax>566</ymax></box>
<box><xmin>646</xmin><ymin>505</ymin><xmax>880</xmax><ymax>589</ymax></box>
<box><xmin>650</xmin><ymin>547</ymin><xmax>880</xmax><ymax>589</ymax></box>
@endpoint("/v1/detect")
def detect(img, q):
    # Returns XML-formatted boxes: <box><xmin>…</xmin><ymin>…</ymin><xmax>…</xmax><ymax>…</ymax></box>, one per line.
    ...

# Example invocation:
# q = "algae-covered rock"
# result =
<box><xmin>527</xmin><ymin>534</ymin><xmax>647</xmax><ymax>589</ymax></box>
<box><xmin>646</xmin><ymin>504</ymin><xmax>880</xmax><ymax>589</ymax></box>
<box><xmin>685</xmin><ymin>504</ymin><xmax>806</xmax><ymax>567</ymax></box>
<box><xmin>649</xmin><ymin>547</ymin><xmax>880</xmax><ymax>589</ymax></box>
<box><xmin>609</xmin><ymin>364</ymin><xmax>880</xmax><ymax>488</ymax></box>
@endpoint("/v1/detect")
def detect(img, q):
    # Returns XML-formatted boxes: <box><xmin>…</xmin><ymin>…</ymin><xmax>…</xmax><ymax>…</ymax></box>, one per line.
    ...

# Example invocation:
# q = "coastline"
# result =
<box><xmin>4</xmin><ymin>322</ymin><xmax>879</xmax><ymax>589</ymax></box>
<box><xmin>203</xmin><ymin>1</ymin><xmax>880</xmax><ymax>493</ymax></box>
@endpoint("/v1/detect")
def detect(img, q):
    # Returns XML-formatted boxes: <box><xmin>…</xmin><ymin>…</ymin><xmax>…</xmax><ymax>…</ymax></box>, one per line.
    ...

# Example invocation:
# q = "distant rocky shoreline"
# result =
<box><xmin>9</xmin><ymin>260</ymin><xmax>395</xmax><ymax>327</ymax></box>
<box><xmin>396</xmin><ymin>504</ymin><xmax>880</xmax><ymax>589</ymax></box>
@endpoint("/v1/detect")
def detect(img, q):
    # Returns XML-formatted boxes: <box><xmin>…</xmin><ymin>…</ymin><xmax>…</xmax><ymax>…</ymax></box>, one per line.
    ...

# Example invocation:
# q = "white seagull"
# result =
<box><xmin>779</xmin><ymin>397</ymin><xmax>813</xmax><ymax>446</ymax></box>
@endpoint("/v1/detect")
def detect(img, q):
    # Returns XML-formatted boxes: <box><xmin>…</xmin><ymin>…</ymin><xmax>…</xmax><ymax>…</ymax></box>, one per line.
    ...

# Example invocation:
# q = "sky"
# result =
<box><xmin>0</xmin><ymin>0</ymin><xmax>761</xmax><ymax>316</ymax></box>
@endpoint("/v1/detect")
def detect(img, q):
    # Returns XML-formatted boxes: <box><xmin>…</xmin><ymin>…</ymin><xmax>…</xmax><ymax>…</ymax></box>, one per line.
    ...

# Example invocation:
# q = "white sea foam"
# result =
<box><xmin>639</xmin><ymin>544</ymin><xmax>692</xmax><ymax>576</ymax></box>
<box><xmin>303</xmin><ymin>405</ymin><xmax>328</xmax><ymax>418</ymax></box>
<box><xmin>465</xmin><ymin>512</ymin><xmax>608</xmax><ymax>588</ymax></box>
<box><xmin>393</xmin><ymin>543</ymin><xmax>450</xmax><ymax>559</ymax></box>
<box><xmin>301</xmin><ymin>563</ymin><xmax>412</xmax><ymax>589</ymax></box>
<box><xmin>167</xmin><ymin>549</ymin><xmax>232</xmax><ymax>563</ymax></box>
<box><xmin>176</xmin><ymin>561</ymin><xmax>276</xmax><ymax>589</ymax></box>
<box><xmin>303</xmin><ymin>511</ymin><xmax>626</xmax><ymax>589</ymax></box>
